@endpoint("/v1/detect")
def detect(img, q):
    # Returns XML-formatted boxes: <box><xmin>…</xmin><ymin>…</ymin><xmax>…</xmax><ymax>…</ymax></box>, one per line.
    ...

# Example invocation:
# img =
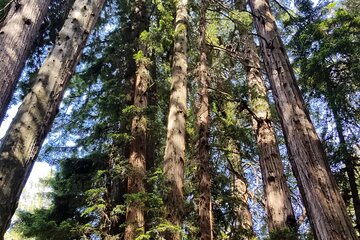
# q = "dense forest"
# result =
<box><xmin>0</xmin><ymin>0</ymin><xmax>359</xmax><ymax>239</ymax></box>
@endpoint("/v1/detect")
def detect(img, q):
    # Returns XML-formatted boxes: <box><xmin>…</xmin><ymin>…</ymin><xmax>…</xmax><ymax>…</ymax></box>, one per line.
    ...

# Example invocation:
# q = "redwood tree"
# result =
<box><xmin>0</xmin><ymin>0</ymin><xmax>105</xmax><ymax>236</ymax></box>
<box><xmin>227</xmin><ymin>139</ymin><xmax>255</xmax><ymax>239</ymax></box>
<box><xmin>163</xmin><ymin>0</ymin><xmax>188</xmax><ymax>239</ymax></box>
<box><xmin>0</xmin><ymin>0</ymin><xmax>51</xmax><ymax>124</ymax></box>
<box><xmin>196</xmin><ymin>0</ymin><xmax>213</xmax><ymax>239</ymax></box>
<box><xmin>124</xmin><ymin>0</ymin><xmax>151</xmax><ymax>239</ymax></box>
<box><xmin>248</xmin><ymin>0</ymin><xmax>357</xmax><ymax>238</ymax></box>
<box><xmin>235</xmin><ymin>0</ymin><xmax>296</xmax><ymax>232</ymax></box>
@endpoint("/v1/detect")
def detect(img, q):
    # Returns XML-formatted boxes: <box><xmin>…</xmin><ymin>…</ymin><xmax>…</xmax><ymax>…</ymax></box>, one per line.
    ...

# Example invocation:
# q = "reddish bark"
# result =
<box><xmin>248</xmin><ymin>0</ymin><xmax>357</xmax><ymax>238</ymax></box>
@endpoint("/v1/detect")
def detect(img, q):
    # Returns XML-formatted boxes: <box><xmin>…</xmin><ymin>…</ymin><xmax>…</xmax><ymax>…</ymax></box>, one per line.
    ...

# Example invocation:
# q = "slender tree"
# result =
<box><xmin>248</xmin><ymin>0</ymin><xmax>357</xmax><ymax>238</ymax></box>
<box><xmin>163</xmin><ymin>0</ymin><xmax>188</xmax><ymax>238</ymax></box>
<box><xmin>227</xmin><ymin>139</ymin><xmax>255</xmax><ymax>239</ymax></box>
<box><xmin>196</xmin><ymin>0</ymin><xmax>213</xmax><ymax>239</ymax></box>
<box><xmin>0</xmin><ymin>0</ymin><xmax>51</xmax><ymax>124</ymax></box>
<box><xmin>124</xmin><ymin>0</ymin><xmax>151</xmax><ymax>239</ymax></box>
<box><xmin>0</xmin><ymin>0</ymin><xmax>105</xmax><ymax>236</ymax></box>
<box><xmin>332</xmin><ymin>104</ymin><xmax>360</xmax><ymax>234</ymax></box>
<box><xmin>234</xmin><ymin>0</ymin><xmax>296</xmax><ymax>232</ymax></box>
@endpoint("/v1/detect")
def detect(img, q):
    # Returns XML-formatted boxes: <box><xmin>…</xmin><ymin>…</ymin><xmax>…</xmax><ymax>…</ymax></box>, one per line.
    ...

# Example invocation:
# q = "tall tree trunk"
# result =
<box><xmin>227</xmin><ymin>139</ymin><xmax>254</xmax><ymax>239</ymax></box>
<box><xmin>332</xmin><ymin>105</ymin><xmax>360</xmax><ymax>234</ymax></box>
<box><xmin>163</xmin><ymin>0</ymin><xmax>188</xmax><ymax>239</ymax></box>
<box><xmin>196</xmin><ymin>1</ymin><xmax>213</xmax><ymax>239</ymax></box>
<box><xmin>248</xmin><ymin>0</ymin><xmax>357</xmax><ymax>239</ymax></box>
<box><xmin>124</xmin><ymin>1</ymin><xmax>150</xmax><ymax>238</ymax></box>
<box><xmin>0</xmin><ymin>0</ymin><xmax>104</xmax><ymax>237</ymax></box>
<box><xmin>246</xmin><ymin>38</ymin><xmax>296</xmax><ymax>232</ymax></box>
<box><xmin>0</xmin><ymin>0</ymin><xmax>51</xmax><ymax>124</ymax></box>
<box><xmin>144</xmin><ymin>54</ymin><xmax>157</xmax><ymax>234</ymax></box>
<box><xmin>235</xmin><ymin>0</ymin><xmax>296</xmax><ymax>232</ymax></box>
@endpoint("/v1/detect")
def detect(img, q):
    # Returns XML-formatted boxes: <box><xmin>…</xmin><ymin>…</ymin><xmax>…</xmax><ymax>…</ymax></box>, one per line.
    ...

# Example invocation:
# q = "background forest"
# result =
<box><xmin>0</xmin><ymin>0</ymin><xmax>359</xmax><ymax>239</ymax></box>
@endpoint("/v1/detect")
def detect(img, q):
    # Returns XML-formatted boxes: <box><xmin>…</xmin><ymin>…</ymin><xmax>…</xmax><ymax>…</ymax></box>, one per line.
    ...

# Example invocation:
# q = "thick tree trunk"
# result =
<box><xmin>235</xmin><ymin>0</ymin><xmax>296</xmax><ymax>231</ymax></box>
<box><xmin>163</xmin><ymin>0</ymin><xmax>188</xmax><ymax>239</ymax></box>
<box><xmin>227</xmin><ymin>140</ymin><xmax>254</xmax><ymax>239</ymax></box>
<box><xmin>124</xmin><ymin>1</ymin><xmax>150</xmax><ymax>238</ymax></box>
<box><xmin>248</xmin><ymin>0</ymin><xmax>357</xmax><ymax>239</ymax></box>
<box><xmin>0</xmin><ymin>0</ymin><xmax>51</xmax><ymax>124</ymax></box>
<box><xmin>196</xmin><ymin>1</ymin><xmax>213</xmax><ymax>239</ymax></box>
<box><xmin>0</xmin><ymin>0</ymin><xmax>104</xmax><ymax>237</ymax></box>
<box><xmin>124</xmin><ymin>61</ymin><xmax>149</xmax><ymax>240</ymax></box>
<box><xmin>246</xmin><ymin>39</ymin><xmax>296</xmax><ymax>232</ymax></box>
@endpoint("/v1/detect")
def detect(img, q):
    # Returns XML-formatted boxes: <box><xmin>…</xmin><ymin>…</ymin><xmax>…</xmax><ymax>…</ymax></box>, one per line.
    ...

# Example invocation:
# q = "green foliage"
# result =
<box><xmin>344</xmin><ymin>0</ymin><xmax>360</xmax><ymax>13</ymax></box>
<box><xmin>289</xmin><ymin>3</ymin><xmax>360</xmax><ymax>145</ymax></box>
<box><xmin>287</xmin><ymin>0</ymin><xmax>360</xmax><ymax>234</ymax></box>
<box><xmin>15</xmin><ymin>154</ymin><xmax>108</xmax><ymax>239</ymax></box>
<box><xmin>229</xmin><ymin>10</ymin><xmax>252</xmax><ymax>33</ymax></box>
<box><xmin>143</xmin><ymin>0</ymin><xmax>175</xmax><ymax>54</ymax></box>
<box><xmin>134</xmin><ymin>50</ymin><xmax>152</xmax><ymax>65</ymax></box>
<box><xmin>206</xmin><ymin>19</ymin><xmax>220</xmax><ymax>45</ymax></box>
<box><xmin>0</xmin><ymin>0</ymin><xmax>10</xmax><ymax>21</ymax></box>
<box><xmin>13</xmin><ymin>0</ymin><xmax>360</xmax><ymax>239</ymax></box>
<box><xmin>266</xmin><ymin>228</ymin><xmax>299</xmax><ymax>240</ymax></box>
<box><xmin>16</xmin><ymin>209</ymin><xmax>80</xmax><ymax>240</ymax></box>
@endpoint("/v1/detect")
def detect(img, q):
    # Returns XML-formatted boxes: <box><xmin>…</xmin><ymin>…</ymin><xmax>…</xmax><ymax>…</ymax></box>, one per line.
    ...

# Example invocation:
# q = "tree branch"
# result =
<box><xmin>272</xmin><ymin>0</ymin><xmax>297</xmax><ymax>20</ymax></box>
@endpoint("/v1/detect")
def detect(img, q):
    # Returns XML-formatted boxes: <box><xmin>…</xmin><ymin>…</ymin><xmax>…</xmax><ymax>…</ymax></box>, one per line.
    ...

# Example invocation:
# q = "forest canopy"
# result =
<box><xmin>0</xmin><ymin>0</ymin><xmax>359</xmax><ymax>239</ymax></box>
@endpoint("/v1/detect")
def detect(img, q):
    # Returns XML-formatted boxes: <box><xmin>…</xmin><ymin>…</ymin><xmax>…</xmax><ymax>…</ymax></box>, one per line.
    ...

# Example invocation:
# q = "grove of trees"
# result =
<box><xmin>0</xmin><ymin>0</ymin><xmax>359</xmax><ymax>239</ymax></box>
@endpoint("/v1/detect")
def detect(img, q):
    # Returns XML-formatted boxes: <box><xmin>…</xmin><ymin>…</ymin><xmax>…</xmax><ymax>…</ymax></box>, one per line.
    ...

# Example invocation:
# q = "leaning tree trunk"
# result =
<box><xmin>227</xmin><ymin>139</ymin><xmax>255</xmax><ymax>239</ymax></box>
<box><xmin>0</xmin><ymin>0</ymin><xmax>51</xmax><ymax>124</ymax></box>
<box><xmin>248</xmin><ymin>0</ymin><xmax>357</xmax><ymax>239</ymax></box>
<box><xmin>124</xmin><ymin>1</ymin><xmax>150</xmax><ymax>239</ymax></box>
<box><xmin>196</xmin><ymin>1</ymin><xmax>213</xmax><ymax>239</ymax></box>
<box><xmin>245</xmin><ymin>37</ymin><xmax>296</xmax><ymax>232</ymax></box>
<box><xmin>163</xmin><ymin>0</ymin><xmax>188</xmax><ymax>239</ymax></box>
<box><xmin>0</xmin><ymin>0</ymin><xmax>104</xmax><ymax>236</ymax></box>
<box><xmin>235</xmin><ymin>0</ymin><xmax>296</xmax><ymax>232</ymax></box>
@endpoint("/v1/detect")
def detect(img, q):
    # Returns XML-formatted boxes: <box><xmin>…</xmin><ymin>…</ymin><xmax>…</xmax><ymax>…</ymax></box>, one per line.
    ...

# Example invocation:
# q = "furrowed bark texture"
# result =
<box><xmin>248</xmin><ymin>0</ymin><xmax>357</xmax><ymax>239</ymax></box>
<box><xmin>163</xmin><ymin>0</ymin><xmax>188</xmax><ymax>239</ymax></box>
<box><xmin>246</xmin><ymin>38</ymin><xmax>296</xmax><ymax>231</ymax></box>
<box><xmin>0</xmin><ymin>0</ymin><xmax>51</xmax><ymax>124</ymax></box>
<box><xmin>196</xmin><ymin>1</ymin><xmax>213</xmax><ymax>239</ymax></box>
<box><xmin>236</xmin><ymin>0</ymin><xmax>296</xmax><ymax>231</ymax></box>
<box><xmin>124</xmin><ymin>0</ymin><xmax>150</xmax><ymax>239</ymax></box>
<box><xmin>227</xmin><ymin>140</ymin><xmax>254</xmax><ymax>239</ymax></box>
<box><xmin>0</xmin><ymin>0</ymin><xmax>104</xmax><ymax>236</ymax></box>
